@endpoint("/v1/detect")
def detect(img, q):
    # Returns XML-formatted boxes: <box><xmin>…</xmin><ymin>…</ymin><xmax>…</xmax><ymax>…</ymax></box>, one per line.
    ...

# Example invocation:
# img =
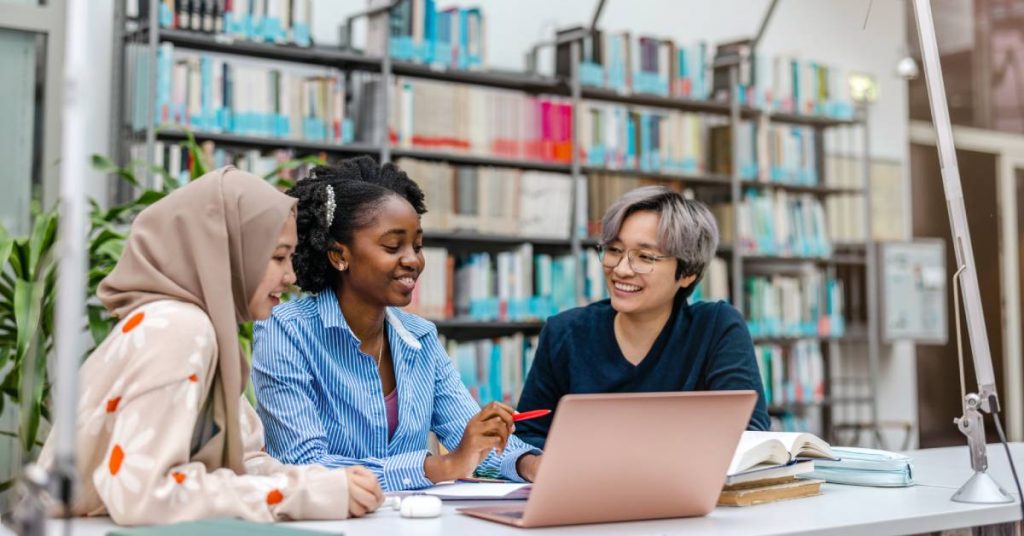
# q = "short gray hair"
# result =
<box><xmin>600</xmin><ymin>186</ymin><xmax>719</xmax><ymax>293</ymax></box>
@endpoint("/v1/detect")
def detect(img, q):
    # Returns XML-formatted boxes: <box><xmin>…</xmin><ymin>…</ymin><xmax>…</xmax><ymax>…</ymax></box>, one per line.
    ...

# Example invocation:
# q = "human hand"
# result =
<box><xmin>515</xmin><ymin>453</ymin><xmax>542</xmax><ymax>482</ymax></box>
<box><xmin>449</xmin><ymin>401</ymin><xmax>516</xmax><ymax>475</ymax></box>
<box><xmin>345</xmin><ymin>466</ymin><xmax>384</xmax><ymax>517</ymax></box>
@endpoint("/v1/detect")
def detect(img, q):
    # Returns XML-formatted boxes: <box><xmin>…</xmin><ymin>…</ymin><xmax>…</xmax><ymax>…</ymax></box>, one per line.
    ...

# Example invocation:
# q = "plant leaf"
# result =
<box><xmin>26</xmin><ymin>210</ymin><xmax>57</xmax><ymax>280</ymax></box>
<box><xmin>91</xmin><ymin>154</ymin><xmax>141</xmax><ymax>188</ymax></box>
<box><xmin>184</xmin><ymin>131</ymin><xmax>208</xmax><ymax>179</ymax></box>
<box><xmin>13</xmin><ymin>280</ymin><xmax>44</xmax><ymax>364</ymax></box>
<box><xmin>21</xmin><ymin>342</ymin><xmax>47</xmax><ymax>451</ymax></box>
<box><xmin>88</xmin><ymin>305</ymin><xmax>115</xmax><ymax>347</ymax></box>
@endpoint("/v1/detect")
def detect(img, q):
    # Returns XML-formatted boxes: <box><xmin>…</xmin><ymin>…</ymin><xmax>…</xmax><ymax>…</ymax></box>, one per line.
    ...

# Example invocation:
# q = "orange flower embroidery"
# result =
<box><xmin>108</xmin><ymin>302</ymin><xmax>171</xmax><ymax>362</ymax></box>
<box><xmin>121</xmin><ymin>312</ymin><xmax>145</xmax><ymax>333</ymax></box>
<box><xmin>188</xmin><ymin>374</ymin><xmax>199</xmax><ymax>383</ymax></box>
<box><xmin>95</xmin><ymin>412</ymin><xmax>156</xmax><ymax>511</ymax></box>
<box><xmin>155</xmin><ymin>466</ymin><xmax>200</xmax><ymax>503</ymax></box>
<box><xmin>108</xmin><ymin>444</ymin><xmax>125</xmax><ymax>475</ymax></box>
<box><xmin>105</xmin><ymin>397</ymin><xmax>122</xmax><ymax>413</ymax></box>
<box><xmin>266</xmin><ymin>489</ymin><xmax>284</xmax><ymax>505</ymax></box>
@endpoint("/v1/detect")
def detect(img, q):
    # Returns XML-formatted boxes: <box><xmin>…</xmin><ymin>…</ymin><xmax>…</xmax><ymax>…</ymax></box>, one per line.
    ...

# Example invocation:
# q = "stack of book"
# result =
<box><xmin>803</xmin><ymin>447</ymin><xmax>914</xmax><ymax>487</ymax></box>
<box><xmin>720</xmin><ymin>431</ymin><xmax>835</xmax><ymax>507</ymax></box>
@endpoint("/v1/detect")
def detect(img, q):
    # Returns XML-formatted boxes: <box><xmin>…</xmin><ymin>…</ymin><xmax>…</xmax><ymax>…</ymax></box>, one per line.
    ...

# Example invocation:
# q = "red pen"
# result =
<box><xmin>513</xmin><ymin>409</ymin><xmax>551</xmax><ymax>422</ymax></box>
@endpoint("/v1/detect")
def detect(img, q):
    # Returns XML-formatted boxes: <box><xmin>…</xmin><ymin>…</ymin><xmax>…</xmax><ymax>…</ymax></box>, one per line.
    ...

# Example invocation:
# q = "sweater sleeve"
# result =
<box><xmin>86</xmin><ymin>304</ymin><xmax>351</xmax><ymax>526</ymax></box>
<box><xmin>514</xmin><ymin>320</ymin><xmax>566</xmax><ymax>449</ymax></box>
<box><xmin>704</xmin><ymin>302</ymin><xmax>771</xmax><ymax>431</ymax></box>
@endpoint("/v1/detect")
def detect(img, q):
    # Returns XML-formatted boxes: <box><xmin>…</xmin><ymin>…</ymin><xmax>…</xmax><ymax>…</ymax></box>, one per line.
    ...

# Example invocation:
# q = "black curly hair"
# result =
<box><xmin>287</xmin><ymin>156</ymin><xmax>427</xmax><ymax>293</ymax></box>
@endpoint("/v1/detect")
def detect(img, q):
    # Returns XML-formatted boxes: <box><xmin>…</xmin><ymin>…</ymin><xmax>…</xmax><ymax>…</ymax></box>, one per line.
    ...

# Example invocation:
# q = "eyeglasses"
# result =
<box><xmin>597</xmin><ymin>245</ymin><xmax>674</xmax><ymax>274</ymax></box>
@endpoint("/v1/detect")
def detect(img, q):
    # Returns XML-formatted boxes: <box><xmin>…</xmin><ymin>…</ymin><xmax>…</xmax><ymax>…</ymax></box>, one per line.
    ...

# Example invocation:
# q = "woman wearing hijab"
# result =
<box><xmin>37</xmin><ymin>167</ymin><xmax>383</xmax><ymax>525</ymax></box>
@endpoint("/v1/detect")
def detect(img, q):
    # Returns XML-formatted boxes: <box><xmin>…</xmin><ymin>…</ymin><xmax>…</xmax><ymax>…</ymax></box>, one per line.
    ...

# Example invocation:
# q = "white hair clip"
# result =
<box><xmin>324</xmin><ymin>185</ymin><xmax>336</xmax><ymax>227</ymax></box>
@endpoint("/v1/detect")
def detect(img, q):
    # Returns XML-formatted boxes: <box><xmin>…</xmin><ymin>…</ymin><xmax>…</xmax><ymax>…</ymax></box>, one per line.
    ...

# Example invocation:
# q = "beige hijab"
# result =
<box><xmin>98</xmin><ymin>166</ymin><xmax>295</xmax><ymax>474</ymax></box>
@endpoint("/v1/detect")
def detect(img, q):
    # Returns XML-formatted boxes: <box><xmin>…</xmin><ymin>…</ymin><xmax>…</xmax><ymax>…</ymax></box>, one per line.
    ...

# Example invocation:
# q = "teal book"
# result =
<box><xmin>107</xmin><ymin>519</ymin><xmax>343</xmax><ymax>536</ymax></box>
<box><xmin>802</xmin><ymin>446</ymin><xmax>915</xmax><ymax>487</ymax></box>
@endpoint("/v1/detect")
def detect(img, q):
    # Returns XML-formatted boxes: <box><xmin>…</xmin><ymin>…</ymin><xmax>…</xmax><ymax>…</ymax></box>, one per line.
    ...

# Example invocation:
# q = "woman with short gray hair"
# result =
<box><xmin>515</xmin><ymin>186</ymin><xmax>770</xmax><ymax>449</ymax></box>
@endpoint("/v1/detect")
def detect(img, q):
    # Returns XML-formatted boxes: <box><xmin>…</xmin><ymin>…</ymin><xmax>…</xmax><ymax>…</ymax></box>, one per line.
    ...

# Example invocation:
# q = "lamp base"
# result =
<box><xmin>952</xmin><ymin>471</ymin><xmax>1015</xmax><ymax>504</ymax></box>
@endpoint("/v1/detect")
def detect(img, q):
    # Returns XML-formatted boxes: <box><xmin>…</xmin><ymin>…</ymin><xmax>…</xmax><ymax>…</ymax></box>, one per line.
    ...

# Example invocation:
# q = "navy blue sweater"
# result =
<box><xmin>515</xmin><ymin>297</ymin><xmax>770</xmax><ymax>449</ymax></box>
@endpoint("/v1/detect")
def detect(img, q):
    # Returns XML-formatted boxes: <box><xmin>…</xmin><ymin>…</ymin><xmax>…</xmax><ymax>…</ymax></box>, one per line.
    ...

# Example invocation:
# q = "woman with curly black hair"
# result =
<box><xmin>251</xmin><ymin>156</ymin><xmax>542</xmax><ymax>491</ymax></box>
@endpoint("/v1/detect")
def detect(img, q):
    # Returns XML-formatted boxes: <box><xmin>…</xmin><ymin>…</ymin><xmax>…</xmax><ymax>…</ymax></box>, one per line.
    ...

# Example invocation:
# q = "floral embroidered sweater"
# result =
<box><xmin>37</xmin><ymin>300</ymin><xmax>351</xmax><ymax>525</ymax></box>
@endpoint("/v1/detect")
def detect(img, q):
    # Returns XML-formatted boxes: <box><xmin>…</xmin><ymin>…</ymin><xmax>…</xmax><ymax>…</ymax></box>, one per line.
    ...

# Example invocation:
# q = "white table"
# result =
<box><xmin>45</xmin><ymin>443</ymin><xmax>1024</xmax><ymax>536</ymax></box>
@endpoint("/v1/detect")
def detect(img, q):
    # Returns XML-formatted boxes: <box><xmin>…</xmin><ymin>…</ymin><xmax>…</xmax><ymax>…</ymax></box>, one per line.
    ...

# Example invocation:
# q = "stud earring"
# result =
<box><xmin>338</xmin><ymin>262</ymin><xmax>348</xmax><ymax>271</ymax></box>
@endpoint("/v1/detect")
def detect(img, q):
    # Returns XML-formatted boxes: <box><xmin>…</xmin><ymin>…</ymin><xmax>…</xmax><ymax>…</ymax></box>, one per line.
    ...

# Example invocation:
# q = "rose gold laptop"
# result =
<box><xmin>459</xmin><ymin>391</ymin><xmax>756</xmax><ymax>528</ymax></box>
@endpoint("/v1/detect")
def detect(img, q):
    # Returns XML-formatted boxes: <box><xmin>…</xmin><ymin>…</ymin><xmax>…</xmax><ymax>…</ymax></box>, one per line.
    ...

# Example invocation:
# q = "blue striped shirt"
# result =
<box><xmin>251</xmin><ymin>289</ymin><xmax>541</xmax><ymax>491</ymax></box>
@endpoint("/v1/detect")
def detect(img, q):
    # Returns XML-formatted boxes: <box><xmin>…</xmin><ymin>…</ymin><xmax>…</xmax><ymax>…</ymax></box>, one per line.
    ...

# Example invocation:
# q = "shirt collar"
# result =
<box><xmin>314</xmin><ymin>289</ymin><xmax>424</xmax><ymax>351</ymax></box>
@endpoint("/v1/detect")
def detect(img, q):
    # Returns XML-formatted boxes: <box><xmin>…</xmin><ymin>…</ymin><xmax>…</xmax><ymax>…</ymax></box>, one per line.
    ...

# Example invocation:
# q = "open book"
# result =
<box><xmin>728</xmin><ymin>431</ymin><xmax>835</xmax><ymax>475</ymax></box>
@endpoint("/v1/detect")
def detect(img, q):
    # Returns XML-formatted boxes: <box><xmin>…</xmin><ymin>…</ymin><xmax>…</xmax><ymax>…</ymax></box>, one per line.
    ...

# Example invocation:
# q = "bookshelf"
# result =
<box><xmin>114</xmin><ymin>1</ymin><xmax>879</xmax><ymax>438</ymax></box>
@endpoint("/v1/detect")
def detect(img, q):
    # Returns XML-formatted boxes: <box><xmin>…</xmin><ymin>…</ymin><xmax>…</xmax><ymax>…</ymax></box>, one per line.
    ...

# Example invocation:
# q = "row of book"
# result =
<box><xmin>709</xmin><ymin>123</ymin><xmax>819</xmax><ymax>185</ymax></box>
<box><xmin>824</xmin><ymin>152</ymin><xmax>868</xmax><ymax>242</ymax></box>
<box><xmin>744</xmin><ymin>273</ymin><xmax>845</xmax><ymax>339</ymax></box>
<box><xmin>365</xmin><ymin>0</ymin><xmax>486</xmax><ymax>71</ymax></box>
<box><xmin>578</xmin><ymin>103</ymin><xmax>713</xmax><ymax>173</ymax></box>
<box><xmin>748</xmin><ymin>54</ymin><xmax>855</xmax><ymax>119</ymax></box>
<box><xmin>554</xmin><ymin>28</ymin><xmax>854</xmax><ymax>119</ymax></box>
<box><xmin>405</xmin><ymin>246</ymin><xmax>604</xmax><ymax>323</ymax></box>
<box><xmin>131</xmin><ymin>42</ymin><xmax>351</xmax><ymax>142</ymax></box>
<box><xmin>389</xmin><ymin>78</ymin><xmax>573</xmax><ymax>163</ymax></box>
<box><xmin>556</xmin><ymin>29</ymin><xmax>711</xmax><ymax>99</ymax></box>
<box><xmin>442</xmin><ymin>333</ymin><xmax>536</xmax><ymax>407</ymax></box>
<box><xmin>129</xmin><ymin>140</ymin><xmax>318</xmax><ymax>189</ymax></box>
<box><xmin>755</xmin><ymin>340</ymin><xmax>826</xmax><ymax>407</ymax></box>
<box><xmin>690</xmin><ymin>257</ymin><xmax>729</xmax><ymax>303</ymax></box>
<box><xmin>395</xmin><ymin>158</ymin><xmax>574</xmax><ymax>239</ymax></box>
<box><xmin>713</xmin><ymin>191</ymin><xmax>832</xmax><ymax>258</ymax></box>
<box><xmin>132</xmin><ymin>0</ymin><xmax>314</xmax><ymax>47</ymax></box>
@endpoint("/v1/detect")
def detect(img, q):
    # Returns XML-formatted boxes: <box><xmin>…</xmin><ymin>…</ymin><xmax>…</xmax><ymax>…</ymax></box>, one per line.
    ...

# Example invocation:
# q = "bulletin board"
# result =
<box><xmin>880</xmin><ymin>240</ymin><xmax>948</xmax><ymax>344</ymax></box>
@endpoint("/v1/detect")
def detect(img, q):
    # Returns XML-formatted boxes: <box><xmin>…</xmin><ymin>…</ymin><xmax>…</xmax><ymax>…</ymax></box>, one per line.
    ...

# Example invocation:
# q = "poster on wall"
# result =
<box><xmin>881</xmin><ymin>240</ymin><xmax>947</xmax><ymax>344</ymax></box>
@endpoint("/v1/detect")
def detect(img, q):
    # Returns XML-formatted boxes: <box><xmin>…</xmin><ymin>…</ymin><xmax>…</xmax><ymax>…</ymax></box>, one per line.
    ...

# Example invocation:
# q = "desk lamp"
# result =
<box><xmin>911</xmin><ymin>0</ymin><xmax>1018</xmax><ymax>505</ymax></box>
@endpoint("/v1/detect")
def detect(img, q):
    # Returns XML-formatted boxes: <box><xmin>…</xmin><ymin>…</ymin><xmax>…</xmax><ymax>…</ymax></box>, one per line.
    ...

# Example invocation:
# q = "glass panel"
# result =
<box><xmin>0</xmin><ymin>27</ymin><xmax>42</xmax><ymax>236</ymax></box>
<box><xmin>0</xmin><ymin>0</ymin><xmax>42</xmax><ymax>5</ymax></box>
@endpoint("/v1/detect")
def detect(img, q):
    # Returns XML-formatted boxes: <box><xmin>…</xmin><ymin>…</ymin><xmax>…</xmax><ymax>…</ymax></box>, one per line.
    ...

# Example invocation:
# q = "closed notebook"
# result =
<box><xmin>728</xmin><ymin>431</ymin><xmax>835</xmax><ymax>475</ymax></box>
<box><xmin>107</xmin><ymin>519</ymin><xmax>343</xmax><ymax>536</ymax></box>
<box><xmin>718</xmin><ymin>478</ymin><xmax>825</xmax><ymax>507</ymax></box>
<box><xmin>802</xmin><ymin>446</ymin><xmax>914</xmax><ymax>487</ymax></box>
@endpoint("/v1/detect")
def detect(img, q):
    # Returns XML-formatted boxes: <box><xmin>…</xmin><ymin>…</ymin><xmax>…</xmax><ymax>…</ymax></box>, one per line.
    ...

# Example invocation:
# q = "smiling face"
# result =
<box><xmin>248</xmin><ymin>214</ymin><xmax>298</xmax><ymax>320</ymax></box>
<box><xmin>604</xmin><ymin>210</ymin><xmax>696</xmax><ymax>316</ymax></box>
<box><xmin>335</xmin><ymin>195</ymin><xmax>424</xmax><ymax>308</ymax></box>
